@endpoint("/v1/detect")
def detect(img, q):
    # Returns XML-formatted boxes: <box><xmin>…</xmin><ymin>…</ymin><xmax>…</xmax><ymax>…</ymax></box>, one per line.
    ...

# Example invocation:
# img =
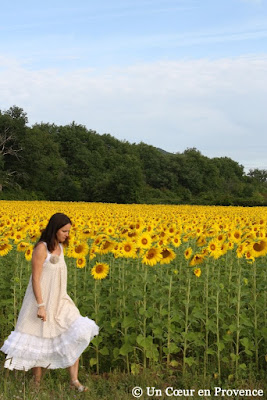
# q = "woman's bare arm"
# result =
<box><xmin>32</xmin><ymin>242</ymin><xmax>47</xmax><ymax>321</ymax></box>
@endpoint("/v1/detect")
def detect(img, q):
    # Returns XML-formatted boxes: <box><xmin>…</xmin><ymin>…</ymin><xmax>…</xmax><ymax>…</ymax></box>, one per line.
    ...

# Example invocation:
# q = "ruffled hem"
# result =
<box><xmin>1</xmin><ymin>316</ymin><xmax>99</xmax><ymax>371</ymax></box>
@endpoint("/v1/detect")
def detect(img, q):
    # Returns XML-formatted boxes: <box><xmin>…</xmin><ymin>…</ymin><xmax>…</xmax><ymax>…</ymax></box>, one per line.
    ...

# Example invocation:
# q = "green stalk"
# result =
<box><xmin>167</xmin><ymin>273</ymin><xmax>173</xmax><ymax>366</ymax></box>
<box><xmin>94</xmin><ymin>280</ymin><xmax>99</xmax><ymax>374</ymax></box>
<box><xmin>203</xmin><ymin>262</ymin><xmax>209</xmax><ymax>381</ymax></box>
<box><xmin>216</xmin><ymin>268</ymin><xmax>221</xmax><ymax>381</ymax></box>
<box><xmin>13</xmin><ymin>254</ymin><xmax>19</xmax><ymax>326</ymax></box>
<box><xmin>227</xmin><ymin>257</ymin><xmax>233</xmax><ymax>309</ymax></box>
<box><xmin>235</xmin><ymin>259</ymin><xmax>242</xmax><ymax>378</ymax></box>
<box><xmin>122</xmin><ymin>259</ymin><xmax>130</xmax><ymax>373</ymax></box>
<box><xmin>158</xmin><ymin>267</ymin><xmax>163</xmax><ymax>363</ymax></box>
<box><xmin>183</xmin><ymin>269</ymin><xmax>191</xmax><ymax>377</ymax></box>
<box><xmin>74</xmin><ymin>262</ymin><xmax>77</xmax><ymax>304</ymax></box>
<box><xmin>252</xmin><ymin>260</ymin><xmax>259</xmax><ymax>371</ymax></box>
<box><xmin>143</xmin><ymin>266</ymin><xmax>148</xmax><ymax>369</ymax></box>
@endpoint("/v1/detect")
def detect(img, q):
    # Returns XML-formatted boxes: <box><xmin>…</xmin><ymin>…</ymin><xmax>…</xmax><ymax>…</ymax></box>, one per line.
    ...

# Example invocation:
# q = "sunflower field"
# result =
<box><xmin>0</xmin><ymin>201</ymin><xmax>266</xmax><ymax>382</ymax></box>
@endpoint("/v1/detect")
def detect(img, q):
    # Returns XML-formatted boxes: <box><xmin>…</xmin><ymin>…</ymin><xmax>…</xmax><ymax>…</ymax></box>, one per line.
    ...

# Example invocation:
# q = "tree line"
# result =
<box><xmin>0</xmin><ymin>106</ymin><xmax>266</xmax><ymax>205</ymax></box>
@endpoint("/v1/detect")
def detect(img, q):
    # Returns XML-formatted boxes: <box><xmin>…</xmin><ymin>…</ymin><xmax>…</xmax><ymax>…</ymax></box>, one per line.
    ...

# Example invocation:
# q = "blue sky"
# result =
<box><xmin>1</xmin><ymin>0</ymin><xmax>267</xmax><ymax>170</ymax></box>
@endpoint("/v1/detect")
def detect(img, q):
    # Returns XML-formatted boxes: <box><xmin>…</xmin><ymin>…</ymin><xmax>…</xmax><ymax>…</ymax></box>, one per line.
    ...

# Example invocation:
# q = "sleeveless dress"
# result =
<box><xmin>1</xmin><ymin>243</ymin><xmax>99</xmax><ymax>371</ymax></box>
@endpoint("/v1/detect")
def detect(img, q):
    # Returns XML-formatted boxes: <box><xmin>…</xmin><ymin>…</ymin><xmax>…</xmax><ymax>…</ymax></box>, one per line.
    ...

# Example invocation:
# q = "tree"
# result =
<box><xmin>248</xmin><ymin>168</ymin><xmax>267</xmax><ymax>184</ymax></box>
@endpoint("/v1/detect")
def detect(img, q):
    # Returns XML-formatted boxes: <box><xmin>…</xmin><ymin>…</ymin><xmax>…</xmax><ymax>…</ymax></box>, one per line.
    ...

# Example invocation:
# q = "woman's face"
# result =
<box><xmin>56</xmin><ymin>223</ymin><xmax>71</xmax><ymax>243</ymax></box>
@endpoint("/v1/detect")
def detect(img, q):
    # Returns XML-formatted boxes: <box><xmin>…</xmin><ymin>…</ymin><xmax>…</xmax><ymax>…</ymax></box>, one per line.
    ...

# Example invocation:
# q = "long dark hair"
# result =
<box><xmin>36</xmin><ymin>213</ymin><xmax>72</xmax><ymax>252</ymax></box>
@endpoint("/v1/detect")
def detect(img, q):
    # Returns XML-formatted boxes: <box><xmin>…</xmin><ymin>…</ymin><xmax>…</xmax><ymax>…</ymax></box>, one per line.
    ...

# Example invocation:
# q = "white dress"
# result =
<box><xmin>1</xmin><ymin>243</ymin><xmax>99</xmax><ymax>371</ymax></box>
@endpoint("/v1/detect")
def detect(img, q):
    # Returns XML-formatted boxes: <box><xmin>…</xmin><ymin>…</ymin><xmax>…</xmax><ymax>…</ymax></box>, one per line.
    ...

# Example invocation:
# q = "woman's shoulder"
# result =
<box><xmin>34</xmin><ymin>241</ymin><xmax>48</xmax><ymax>255</ymax></box>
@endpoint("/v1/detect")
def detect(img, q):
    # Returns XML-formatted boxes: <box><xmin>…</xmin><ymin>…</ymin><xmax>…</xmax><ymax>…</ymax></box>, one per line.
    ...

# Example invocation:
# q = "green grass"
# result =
<box><xmin>1</xmin><ymin>364</ymin><xmax>266</xmax><ymax>400</ymax></box>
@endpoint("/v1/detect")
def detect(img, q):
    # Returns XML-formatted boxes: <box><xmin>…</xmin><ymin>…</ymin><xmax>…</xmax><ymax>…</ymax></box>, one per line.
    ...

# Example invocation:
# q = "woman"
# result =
<box><xmin>1</xmin><ymin>213</ymin><xmax>99</xmax><ymax>392</ymax></box>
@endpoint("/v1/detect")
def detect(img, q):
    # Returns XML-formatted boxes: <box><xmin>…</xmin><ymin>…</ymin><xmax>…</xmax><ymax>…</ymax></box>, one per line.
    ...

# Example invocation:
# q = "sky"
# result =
<box><xmin>0</xmin><ymin>0</ymin><xmax>267</xmax><ymax>172</ymax></box>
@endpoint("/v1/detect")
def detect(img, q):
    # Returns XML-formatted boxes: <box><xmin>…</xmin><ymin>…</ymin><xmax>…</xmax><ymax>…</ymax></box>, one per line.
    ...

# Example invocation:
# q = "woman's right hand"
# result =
<box><xmin>37</xmin><ymin>306</ymin><xmax>47</xmax><ymax>322</ymax></box>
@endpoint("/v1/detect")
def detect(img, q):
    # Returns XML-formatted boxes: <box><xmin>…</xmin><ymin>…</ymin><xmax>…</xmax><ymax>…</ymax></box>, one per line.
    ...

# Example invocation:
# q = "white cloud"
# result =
<box><xmin>0</xmin><ymin>54</ymin><xmax>267</xmax><ymax>170</ymax></box>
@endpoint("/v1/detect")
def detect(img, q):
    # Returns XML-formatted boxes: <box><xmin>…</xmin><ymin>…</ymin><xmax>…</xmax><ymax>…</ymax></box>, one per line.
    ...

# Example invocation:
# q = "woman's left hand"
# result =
<box><xmin>37</xmin><ymin>306</ymin><xmax>47</xmax><ymax>322</ymax></box>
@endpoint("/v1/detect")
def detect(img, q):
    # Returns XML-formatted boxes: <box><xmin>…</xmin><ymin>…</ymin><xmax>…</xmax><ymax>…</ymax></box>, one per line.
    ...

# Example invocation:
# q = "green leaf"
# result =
<box><xmin>261</xmin><ymin>327</ymin><xmax>267</xmax><ymax>340</ymax></box>
<box><xmin>169</xmin><ymin>360</ymin><xmax>179</xmax><ymax>367</ymax></box>
<box><xmin>160</xmin><ymin>309</ymin><xmax>168</xmax><ymax>317</ymax></box>
<box><xmin>113</xmin><ymin>347</ymin><xmax>120</xmax><ymax>359</ymax></box>
<box><xmin>89</xmin><ymin>358</ymin><xmax>97</xmax><ymax>367</ymax></box>
<box><xmin>184</xmin><ymin>357</ymin><xmax>196</xmax><ymax>367</ymax></box>
<box><xmin>99</xmin><ymin>346</ymin><xmax>109</xmax><ymax>356</ymax></box>
<box><xmin>163</xmin><ymin>343</ymin><xmax>180</xmax><ymax>355</ymax></box>
<box><xmin>91</xmin><ymin>336</ymin><xmax>103</xmax><ymax>346</ymax></box>
<box><xmin>122</xmin><ymin>316</ymin><xmax>137</xmax><ymax>329</ymax></box>
<box><xmin>230</xmin><ymin>353</ymin><xmax>239</xmax><ymax>361</ymax></box>
<box><xmin>153</xmin><ymin>327</ymin><xmax>163</xmax><ymax>338</ymax></box>
<box><xmin>217</xmin><ymin>342</ymin><xmax>225</xmax><ymax>351</ymax></box>
<box><xmin>110</xmin><ymin>318</ymin><xmax>120</xmax><ymax>328</ymax></box>
<box><xmin>131</xmin><ymin>363</ymin><xmax>141</xmax><ymax>375</ymax></box>
<box><xmin>119</xmin><ymin>343</ymin><xmax>134</xmax><ymax>356</ymax></box>
<box><xmin>206</xmin><ymin>348</ymin><xmax>216</xmax><ymax>355</ymax></box>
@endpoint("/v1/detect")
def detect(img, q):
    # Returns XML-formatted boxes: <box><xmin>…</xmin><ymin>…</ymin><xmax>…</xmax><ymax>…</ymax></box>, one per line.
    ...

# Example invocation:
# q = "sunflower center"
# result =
<box><xmin>253</xmin><ymin>241</ymin><xmax>266</xmax><ymax>252</ymax></box>
<box><xmin>124</xmin><ymin>245</ymin><xmax>132</xmax><ymax>252</ymax></box>
<box><xmin>142</xmin><ymin>238</ymin><xmax>148</xmax><ymax>245</ymax></box>
<box><xmin>95</xmin><ymin>265</ymin><xmax>104</xmax><ymax>273</ymax></box>
<box><xmin>147</xmin><ymin>250</ymin><xmax>156</xmax><ymax>259</ymax></box>
<box><xmin>75</xmin><ymin>245</ymin><xmax>84</xmax><ymax>253</ymax></box>
<box><xmin>103</xmin><ymin>241</ymin><xmax>111</xmax><ymax>250</ymax></box>
<box><xmin>162</xmin><ymin>249</ymin><xmax>171</xmax><ymax>258</ymax></box>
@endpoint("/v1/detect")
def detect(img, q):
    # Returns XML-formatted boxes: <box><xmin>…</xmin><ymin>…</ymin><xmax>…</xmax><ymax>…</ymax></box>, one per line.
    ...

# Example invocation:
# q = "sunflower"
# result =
<box><xmin>232</xmin><ymin>229</ymin><xmax>243</xmax><ymax>243</ymax></box>
<box><xmin>29</xmin><ymin>229</ymin><xmax>40</xmax><ymax>242</ymax></box>
<box><xmin>190</xmin><ymin>253</ymin><xmax>205</xmax><ymax>266</ymax></box>
<box><xmin>105</xmin><ymin>226</ymin><xmax>115</xmax><ymax>236</ymax></box>
<box><xmin>171</xmin><ymin>235</ymin><xmax>181</xmax><ymax>248</ymax></box>
<box><xmin>158</xmin><ymin>231</ymin><xmax>170</xmax><ymax>245</ymax></box>
<box><xmin>184</xmin><ymin>247</ymin><xmax>193</xmax><ymax>260</ymax></box>
<box><xmin>142</xmin><ymin>247</ymin><xmax>162</xmax><ymax>266</ymax></box>
<box><xmin>160</xmin><ymin>247</ymin><xmax>176</xmax><ymax>265</ymax></box>
<box><xmin>217</xmin><ymin>233</ymin><xmax>226</xmax><ymax>243</ymax></box>
<box><xmin>166</xmin><ymin>224</ymin><xmax>177</xmax><ymax>237</ymax></box>
<box><xmin>194</xmin><ymin>268</ymin><xmax>202</xmax><ymax>278</ymax></box>
<box><xmin>136</xmin><ymin>232</ymin><xmax>152</xmax><ymax>249</ymax></box>
<box><xmin>0</xmin><ymin>241</ymin><xmax>12</xmax><ymax>256</ymax></box>
<box><xmin>207</xmin><ymin>239</ymin><xmax>223</xmax><ymax>259</ymax></box>
<box><xmin>93</xmin><ymin>234</ymin><xmax>107</xmax><ymax>247</ymax></box>
<box><xmin>111</xmin><ymin>243</ymin><xmax>121</xmax><ymax>258</ymax></box>
<box><xmin>80</xmin><ymin>227</ymin><xmax>93</xmax><ymax>239</ymax></box>
<box><xmin>13</xmin><ymin>233</ymin><xmax>24</xmax><ymax>244</ymax></box>
<box><xmin>76</xmin><ymin>257</ymin><xmax>86</xmax><ymax>269</ymax></box>
<box><xmin>120</xmin><ymin>241</ymin><xmax>137</xmax><ymax>258</ymax></box>
<box><xmin>89</xmin><ymin>246</ymin><xmax>97</xmax><ymax>260</ymax></box>
<box><xmin>99</xmin><ymin>239</ymin><xmax>114</xmax><ymax>255</ymax></box>
<box><xmin>17</xmin><ymin>242</ymin><xmax>30</xmax><ymax>252</ymax></box>
<box><xmin>236</xmin><ymin>244</ymin><xmax>246</xmax><ymax>259</ymax></box>
<box><xmin>220</xmin><ymin>242</ymin><xmax>228</xmax><ymax>257</ymax></box>
<box><xmin>250</xmin><ymin>239</ymin><xmax>267</xmax><ymax>258</ymax></box>
<box><xmin>91</xmin><ymin>262</ymin><xmax>109</xmax><ymax>280</ymax></box>
<box><xmin>70</xmin><ymin>242</ymin><xmax>89</xmax><ymax>258</ymax></box>
<box><xmin>245</xmin><ymin>250</ymin><xmax>255</xmax><ymax>262</ymax></box>
<box><xmin>197</xmin><ymin>235</ymin><xmax>207</xmax><ymax>247</ymax></box>
<box><xmin>25</xmin><ymin>245</ymin><xmax>33</xmax><ymax>261</ymax></box>
<box><xmin>227</xmin><ymin>241</ymin><xmax>234</xmax><ymax>251</ymax></box>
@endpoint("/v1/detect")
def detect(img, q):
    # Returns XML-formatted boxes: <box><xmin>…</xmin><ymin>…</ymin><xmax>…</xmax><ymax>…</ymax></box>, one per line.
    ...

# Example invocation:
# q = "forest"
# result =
<box><xmin>0</xmin><ymin>106</ymin><xmax>266</xmax><ymax>205</ymax></box>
